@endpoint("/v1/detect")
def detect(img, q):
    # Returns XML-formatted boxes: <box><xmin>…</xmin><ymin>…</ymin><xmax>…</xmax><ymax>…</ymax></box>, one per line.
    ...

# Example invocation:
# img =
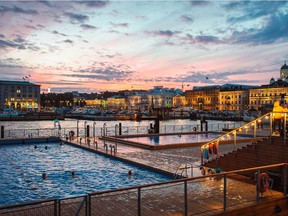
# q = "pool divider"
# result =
<box><xmin>66</xmin><ymin>139</ymin><xmax>179</xmax><ymax>179</ymax></box>
<box><xmin>0</xmin><ymin>136</ymin><xmax>61</xmax><ymax>145</ymax></box>
<box><xmin>99</xmin><ymin>132</ymin><xmax>265</xmax><ymax>150</ymax></box>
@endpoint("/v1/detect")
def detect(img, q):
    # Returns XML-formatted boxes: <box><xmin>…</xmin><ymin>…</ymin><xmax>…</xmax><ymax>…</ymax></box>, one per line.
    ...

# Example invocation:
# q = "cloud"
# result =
<box><xmin>230</xmin><ymin>13</ymin><xmax>288</xmax><ymax>45</ymax></box>
<box><xmin>110</xmin><ymin>22</ymin><xmax>129</xmax><ymax>28</ymax></box>
<box><xmin>0</xmin><ymin>58</ymin><xmax>25</xmax><ymax>68</ymax></box>
<box><xmin>180</xmin><ymin>15</ymin><xmax>193</xmax><ymax>23</ymax></box>
<box><xmin>63</xmin><ymin>39</ymin><xmax>73</xmax><ymax>44</ymax></box>
<box><xmin>0</xmin><ymin>35</ymin><xmax>40</xmax><ymax>51</ymax></box>
<box><xmin>148</xmin><ymin>30</ymin><xmax>181</xmax><ymax>37</ymax></box>
<box><xmin>181</xmin><ymin>34</ymin><xmax>222</xmax><ymax>45</ymax></box>
<box><xmin>194</xmin><ymin>35</ymin><xmax>222</xmax><ymax>44</ymax></box>
<box><xmin>224</xmin><ymin>1</ymin><xmax>288</xmax><ymax>23</ymax></box>
<box><xmin>51</xmin><ymin>30</ymin><xmax>67</xmax><ymax>37</ymax></box>
<box><xmin>189</xmin><ymin>1</ymin><xmax>211</xmax><ymax>7</ymax></box>
<box><xmin>80</xmin><ymin>24</ymin><xmax>97</xmax><ymax>30</ymax></box>
<box><xmin>0</xmin><ymin>5</ymin><xmax>38</xmax><ymax>15</ymax></box>
<box><xmin>64</xmin><ymin>12</ymin><xmax>89</xmax><ymax>24</ymax></box>
<box><xmin>38</xmin><ymin>1</ymin><xmax>54</xmax><ymax>7</ymax></box>
<box><xmin>25</xmin><ymin>25</ymin><xmax>38</xmax><ymax>30</ymax></box>
<box><xmin>76</xmin><ymin>1</ymin><xmax>109</xmax><ymax>8</ymax></box>
<box><xmin>0</xmin><ymin>39</ymin><xmax>20</xmax><ymax>49</ymax></box>
<box><xmin>65</xmin><ymin>64</ymin><xmax>135</xmax><ymax>81</ymax></box>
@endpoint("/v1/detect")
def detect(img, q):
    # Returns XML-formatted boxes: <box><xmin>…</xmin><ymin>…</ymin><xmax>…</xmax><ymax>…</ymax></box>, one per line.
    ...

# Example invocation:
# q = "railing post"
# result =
<box><xmin>284</xmin><ymin>164</ymin><xmax>287</xmax><ymax>196</ymax></box>
<box><xmin>256</xmin><ymin>169</ymin><xmax>260</xmax><ymax>202</ymax></box>
<box><xmin>223</xmin><ymin>174</ymin><xmax>227</xmax><ymax>211</ymax></box>
<box><xmin>184</xmin><ymin>181</ymin><xmax>188</xmax><ymax>216</ymax></box>
<box><xmin>88</xmin><ymin>194</ymin><xmax>91</xmax><ymax>216</ymax></box>
<box><xmin>217</xmin><ymin>140</ymin><xmax>219</xmax><ymax>165</ymax></box>
<box><xmin>253</xmin><ymin>120</ymin><xmax>256</xmax><ymax>141</ymax></box>
<box><xmin>85</xmin><ymin>195</ymin><xmax>88</xmax><ymax>216</ymax></box>
<box><xmin>58</xmin><ymin>199</ymin><xmax>61</xmax><ymax>216</ymax></box>
<box><xmin>84</xmin><ymin>121</ymin><xmax>87</xmax><ymax>144</ymax></box>
<box><xmin>77</xmin><ymin>120</ymin><xmax>79</xmax><ymax>141</ymax></box>
<box><xmin>270</xmin><ymin>112</ymin><xmax>273</xmax><ymax>143</ymax></box>
<box><xmin>284</xmin><ymin>113</ymin><xmax>286</xmax><ymax>146</ymax></box>
<box><xmin>93</xmin><ymin>122</ymin><xmax>96</xmax><ymax>144</ymax></box>
<box><xmin>233</xmin><ymin>131</ymin><xmax>236</xmax><ymax>158</ymax></box>
<box><xmin>54</xmin><ymin>199</ymin><xmax>57</xmax><ymax>216</ymax></box>
<box><xmin>138</xmin><ymin>188</ymin><xmax>141</xmax><ymax>216</ymax></box>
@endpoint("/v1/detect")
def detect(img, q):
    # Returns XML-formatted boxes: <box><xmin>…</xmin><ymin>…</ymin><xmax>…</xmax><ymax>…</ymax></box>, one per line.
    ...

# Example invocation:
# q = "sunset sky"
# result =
<box><xmin>0</xmin><ymin>0</ymin><xmax>288</xmax><ymax>93</ymax></box>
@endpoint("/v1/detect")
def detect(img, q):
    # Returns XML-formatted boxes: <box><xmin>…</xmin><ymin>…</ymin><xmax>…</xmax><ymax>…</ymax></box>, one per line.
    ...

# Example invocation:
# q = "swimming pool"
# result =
<box><xmin>0</xmin><ymin>142</ymin><xmax>173</xmax><ymax>207</ymax></box>
<box><xmin>118</xmin><ymin>133</ymin><xmax>252</xmax><ymax>145</ymax></box>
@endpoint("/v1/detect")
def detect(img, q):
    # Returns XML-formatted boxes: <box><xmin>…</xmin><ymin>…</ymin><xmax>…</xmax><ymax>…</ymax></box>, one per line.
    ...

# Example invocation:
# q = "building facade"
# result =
<box><xmin>185</xmin><ymin>86</ymin><xmax>220</xmax><ymax>110</ymax></box>
<box><xmin>249</xmin><ymin>80</ymin><xmax>288</xmax><ymax>110</ymax></box>
<box><xmin>0</xmin><ymin>80</ymin><xmax>40</xmax><ymax>111</ymax></box>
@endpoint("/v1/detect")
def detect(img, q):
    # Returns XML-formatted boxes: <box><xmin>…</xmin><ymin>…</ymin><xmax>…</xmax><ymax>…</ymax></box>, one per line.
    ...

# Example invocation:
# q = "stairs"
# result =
<box><xmin>205</xmin><ymin>136</ymin><xmax>288</xmax><ymax>172</ymax></box>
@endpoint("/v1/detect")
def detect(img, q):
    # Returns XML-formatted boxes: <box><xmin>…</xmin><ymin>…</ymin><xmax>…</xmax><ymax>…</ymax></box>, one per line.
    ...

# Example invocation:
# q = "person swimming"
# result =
<box><xmin>45</xmin><ymin>146</ymin><xmax>48</xmax><ymax>150</ymax></box>
<box><xmin>34</xmin><ymin>145</ymin><xmax>37</xmax><ymax>149</ymax></box>
<box><xmin>128</xmin><ymin>170</ymin><xmax>132</xmax><ymax>176</ymax></box>
<box><xmin>42</xmin><ymin>173</ymin><xmax>47</xmax><ymax>180</ymax></box>
<box><xmin>71</xmin><ymin>171</ymin><xmax>75</xmax><ymax>177</ymax></box>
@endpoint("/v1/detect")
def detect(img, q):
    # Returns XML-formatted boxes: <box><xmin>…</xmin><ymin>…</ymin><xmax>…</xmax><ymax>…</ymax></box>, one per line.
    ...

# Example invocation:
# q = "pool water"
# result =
<box><xmin>0</xmin><ymin>143</ymin><xmax>173</xmax><ymax>206</ymax></box>
<box><xmin>120</xmin><ymin>133</ymin><xmax>251</xmax><ymax>145</ymax></box>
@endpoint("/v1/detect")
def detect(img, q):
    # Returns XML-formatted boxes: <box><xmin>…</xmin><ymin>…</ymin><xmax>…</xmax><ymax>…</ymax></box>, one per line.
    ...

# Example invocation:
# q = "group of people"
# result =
<box><xmin>272</xmin><ymin>100</ymin><xmax>288</xmax><ymax>136</ymax></box>
<box><xmin>42</xmin><ymin>171</ymin><xmax>76</xmax><ymax>180</ymax></box>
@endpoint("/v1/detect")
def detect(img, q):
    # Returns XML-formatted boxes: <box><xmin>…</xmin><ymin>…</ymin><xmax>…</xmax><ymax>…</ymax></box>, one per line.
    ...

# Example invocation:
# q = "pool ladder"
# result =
<box><xmin>173</xmin><ymin>164</ymin><xmax>192</xmax><ymax>179</ymax></box>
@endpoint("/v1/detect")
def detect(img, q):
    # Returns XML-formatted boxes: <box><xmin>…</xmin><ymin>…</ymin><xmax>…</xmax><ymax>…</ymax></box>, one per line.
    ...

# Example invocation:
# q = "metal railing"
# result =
<box><xmin>199</xmin><ymin>111</ymin><xmax>288</xmax><ymax>165</ymax></box>
<box><xmin>0</xmin><ymin>163</ymin><xmax>287</xmax><ymax>216</ymax></box>
<box><xmin>0</xmin><ymin>122</ymin><xmax>243</xmax><ymax>139</ymax></box>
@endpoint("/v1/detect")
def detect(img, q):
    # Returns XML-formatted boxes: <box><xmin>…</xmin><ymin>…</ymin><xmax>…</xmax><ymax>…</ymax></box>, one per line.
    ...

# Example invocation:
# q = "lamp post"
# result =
<box><xmin>76</xmin><ymin>120</ymin><xmax>79</xmax><ymax>141</ymax></box>
<box><xmin>103</xmin><ymin>123</ymin><xmax>106</xmax><ymax>137</ymax></box>
<box><xmin>84</xmin><ymin>121</ymin><xmax>87</xmax><ymax>144</ymax></box>
<box><xmin>93</xmin><ymin>122</ymin><xmax>96</xmax><ymax>144</ymax></box>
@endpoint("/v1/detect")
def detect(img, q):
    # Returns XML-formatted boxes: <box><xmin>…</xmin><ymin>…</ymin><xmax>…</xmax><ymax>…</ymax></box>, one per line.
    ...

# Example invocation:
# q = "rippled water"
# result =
<box><xmin>0</xmin><ymin>142</ymin><xmax>173</xmax><ymax>206</ymax></box>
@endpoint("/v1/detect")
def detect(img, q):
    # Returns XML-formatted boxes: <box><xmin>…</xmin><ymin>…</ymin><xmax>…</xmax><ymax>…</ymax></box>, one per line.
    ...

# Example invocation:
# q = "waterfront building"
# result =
<box><xmin>127</xmin><ymin>86</ymin><xmax>180</xmax><ymax>111</ymax></box>
<box><xmin>173</xmin><ymin>94</ymin><xmax>186</xmax><ymax>108</ymax></box>
<box><xmin>219</xmin><ymin>84</ymin><xmax>253</xmax><ymax>111</ymax></box>
<box><xmin>127</xmin><ymin>93</ymin><xmax>148</xmax><ymax>111</ymax></box>
<box><xmin>185</xmin><ymin>84</ymin><xmax>255</xmax><ymax>111</ymax></box>
<box><xmin>249</xmin><ymin>80</ymin><xmax>288</xmax><ymax>111</ymax></box>
<box><xmin>107</xmin><ymin>95</ymin><xmax>126</xmax><ymax>110</ymax></box>
<box><xmin>0</xmin><ymin>80</ymin><xmax>40</xmax><ymax>111</ymax></box>
<box><xmin>85</xmin><ymin>98</ymin><xmax>106</xmax><ymax>109</ymax></box>
<box><xmin>185</xmin><ymin>85</ymin><xmax>220</xmax><ymax>110</ymax></box>
<box><xmin>249</xmin><ymin>63</ymin><xmax>288</xmax><ymax>111</ymax></box>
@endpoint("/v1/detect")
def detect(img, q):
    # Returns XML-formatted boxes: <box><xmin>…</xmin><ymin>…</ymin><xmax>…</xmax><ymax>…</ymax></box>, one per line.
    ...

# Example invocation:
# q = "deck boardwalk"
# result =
<box><xmin>68</xmin><ymin>138</ymin><xmax>285</xmax><ymax>216</ymax></box>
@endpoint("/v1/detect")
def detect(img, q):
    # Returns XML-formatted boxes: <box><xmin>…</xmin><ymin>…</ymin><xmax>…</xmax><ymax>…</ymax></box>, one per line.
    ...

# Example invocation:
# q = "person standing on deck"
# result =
<box><xmin>273</xmin><ymin>100</ymin><xmax>284</xmax><ymax>135</ymax></box>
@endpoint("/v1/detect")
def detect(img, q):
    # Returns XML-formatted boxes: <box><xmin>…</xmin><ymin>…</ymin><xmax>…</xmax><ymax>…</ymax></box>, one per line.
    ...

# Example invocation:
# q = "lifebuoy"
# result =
<box><xmin>258</xmin><ymin>173</ymin><xmax>270</xmax><ymax>193</ymax></box>
<box><xmin>193</xmin><ymin>127</ymin><xmax>197</xmax><ymax>132</ymax></box>
<box><xmin>69</xmin><ymin>130</ymin><xmax>75</xmax><ymax>137</ymax></box>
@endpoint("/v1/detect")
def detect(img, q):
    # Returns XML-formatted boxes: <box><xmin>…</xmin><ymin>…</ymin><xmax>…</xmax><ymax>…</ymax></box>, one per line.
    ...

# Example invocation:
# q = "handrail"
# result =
<box><xmin>200</xmin><ymin>111</ymin><xmax>288</xmax><ymax>165</ymax></box>
<box><xmin>88</xmin><ymin>162</ymin><xmax>287</xmax><ymax>196</ymax></box>
<box><xmin>200</xmin><ymin>112</ymin><xmax>271</xmax><ymax>165</ymax></box>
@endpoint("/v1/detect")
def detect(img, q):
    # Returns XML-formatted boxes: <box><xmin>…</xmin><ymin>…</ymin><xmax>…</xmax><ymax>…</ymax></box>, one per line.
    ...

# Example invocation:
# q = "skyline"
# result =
<box><xmin>0</xmin><ymin>1</ymin><xmax>288</xmax><ymax>93</ymax></box>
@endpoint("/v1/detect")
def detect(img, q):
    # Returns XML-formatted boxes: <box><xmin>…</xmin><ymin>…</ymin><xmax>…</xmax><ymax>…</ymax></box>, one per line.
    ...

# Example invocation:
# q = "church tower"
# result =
<box><xmin>280</xmin><ymin>61</ymin><xmax>288</xmax><ymax>80</ymax></box>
